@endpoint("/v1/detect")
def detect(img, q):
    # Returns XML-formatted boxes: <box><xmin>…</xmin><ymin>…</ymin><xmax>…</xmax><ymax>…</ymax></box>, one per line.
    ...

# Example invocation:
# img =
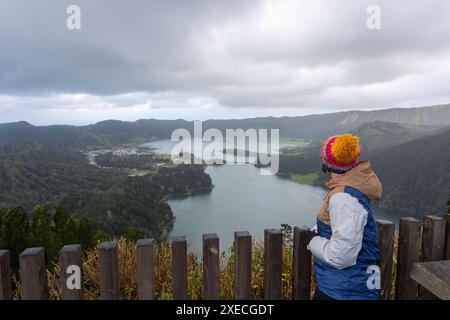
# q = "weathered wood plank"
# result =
<box><xmin>410</xmin><ymin>260</ymin><xmax>450</xmax><ymax>300</ymax></box>
<box><xmin>203</xmin><ymin>234</ymin><xmax>219</xmax><ymax>300</ymax></box>
<box><xmin>0</xmin><ymin>250</ymin><xmax>12</xmax><ymax>300</ymax></box>
<box><xmin>234</xmin><ymin>231</ymin><xmax>252</xmax><ymax>300</ymax></box>
<box><xmin>171</xmin><ymin>236</ymin><xmax>187</xmax><ymax>300</ymax></box>
<box><xmin>137</xmin><ymin>239</ymin><xmax>155</xmax><ymax>300</ymax></box>
<box><xmin>395</xmin><ymin>217</ymin><xmax>421</xmax><ymax>300</ymax></box>
<box><xmin>419</xmin><ymin>215</ymin><xmax>446</xmax><ymax>300</ymax></box>
<box><xmin>292</xmin><ymin>227</ymin><xmax>312</xmax><ymax>300</ymax></box>
<box><xmin>19</xmin><ymin>247</ymin><xmax>48</xmax><ymax>300</ymax></box>
<box><xmin>99</xmin><ymin>241</ymin><xmax>120</xmax><ymax>300</ymax></box>
<box><xmin>264</xmin><ymin>229</ymin><xmax>282</xmax><ymax>300</ymax></box>
<box><xmin>445</xmin><ymin>214</ymin><xmax>450</xmax><ymax>260</ymax></box>
<box><xmin>377</xmin><ymin>220</ymin><xmax>395</xmax><ymax>300</ymax></box>
<box><xmin>59</xmin><ymin>244</ymin><xmax>84</xmax><ymax>300</ymax></box>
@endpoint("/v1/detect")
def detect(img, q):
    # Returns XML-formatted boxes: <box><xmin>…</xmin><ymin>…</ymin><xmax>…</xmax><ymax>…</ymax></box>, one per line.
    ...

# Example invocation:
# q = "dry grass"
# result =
<box><xmin>12</xmin><ymin>235</ymin><xmax>399</xmax><ymax>300</ymax></box>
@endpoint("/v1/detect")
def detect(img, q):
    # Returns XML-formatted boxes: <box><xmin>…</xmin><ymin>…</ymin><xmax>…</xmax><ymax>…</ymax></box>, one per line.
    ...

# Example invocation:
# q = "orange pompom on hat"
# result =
<box><xmin>321</xmin><ymin>134</ymin><xmax>361</xmax><ymax>173</ymax></box>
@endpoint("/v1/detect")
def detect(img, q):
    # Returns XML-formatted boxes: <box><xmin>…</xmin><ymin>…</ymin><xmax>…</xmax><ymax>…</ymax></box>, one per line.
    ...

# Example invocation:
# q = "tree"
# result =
<box><xmin>76</xmin><ymin>217</ymin><xmax>93</xmax><ymax>249</ymax></box>
<box><xmin>92</xmin><ymin>230</ymin><xmax>111</xmax><ymax>244</ymax></box>
<box><xmin>0</xmin><ymin>207</ymin><xmax>30</xmax><ymax>268</ymax></box>
<box><xmin>30</xmin><ymin>204</ymin><xmax>58</xmax><ymax>260</ymax></box>
<box><xmin>1</xmin><ymin>204</ymin><xmax>96</xmax><ymax>269</ymax></box>
<box><xmin>53</xmin><ymin>206</ymin><xmax>78</xmax><ymax>246</ymax></box>
<box><xmin>126</xmin><ymin>227</ymin><xmax>146</xmax><ymax>242</ymax></box>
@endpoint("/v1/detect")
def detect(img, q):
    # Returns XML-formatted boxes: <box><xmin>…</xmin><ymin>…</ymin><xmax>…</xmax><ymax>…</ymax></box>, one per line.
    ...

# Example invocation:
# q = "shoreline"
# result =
<box><xmin>159</xmin><ymin>185</ymin><xmax>214</xmax><ymax>240</ymax></box>
<box><xmin>159</xmin><ymin>185</ymin><xmax>215</xmax><ymax>204</ymax></box>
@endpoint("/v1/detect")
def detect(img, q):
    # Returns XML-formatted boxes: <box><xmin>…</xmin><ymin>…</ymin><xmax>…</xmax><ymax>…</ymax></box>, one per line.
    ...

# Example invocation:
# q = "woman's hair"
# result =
<box><xmin>321</xmin><ymin>163</ymin><xmax>348</xmax><ymax>175</ymax></box>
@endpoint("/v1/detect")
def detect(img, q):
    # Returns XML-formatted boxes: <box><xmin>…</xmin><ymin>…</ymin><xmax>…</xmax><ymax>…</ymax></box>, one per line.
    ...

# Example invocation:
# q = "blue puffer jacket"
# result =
<box><xmin>309</xmin><ymin>161</ymin><xmax>382</xmax><ymax>300</ymax></box>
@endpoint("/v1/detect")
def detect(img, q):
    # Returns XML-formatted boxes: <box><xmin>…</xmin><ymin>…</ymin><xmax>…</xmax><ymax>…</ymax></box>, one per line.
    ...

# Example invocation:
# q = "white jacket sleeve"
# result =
<box><xmin>309</xmin><ymin>192</ymin><xmax>368</xmax><ymax>270</ymax></box>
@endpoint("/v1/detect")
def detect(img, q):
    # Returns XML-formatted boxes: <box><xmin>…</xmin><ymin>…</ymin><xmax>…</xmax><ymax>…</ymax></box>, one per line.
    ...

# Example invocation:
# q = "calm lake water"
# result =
<box><xmin>142</xmin><ymin>140</ymin><xmax>403</xmax><ymax>251</ymax></box>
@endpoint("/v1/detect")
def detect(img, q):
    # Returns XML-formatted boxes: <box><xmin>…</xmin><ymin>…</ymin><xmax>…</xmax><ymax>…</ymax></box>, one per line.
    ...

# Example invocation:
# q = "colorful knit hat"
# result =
<box><xmin>321</xmin><ymin>134</ymin><xmax>361</xmax><ymax>173</ymax></box>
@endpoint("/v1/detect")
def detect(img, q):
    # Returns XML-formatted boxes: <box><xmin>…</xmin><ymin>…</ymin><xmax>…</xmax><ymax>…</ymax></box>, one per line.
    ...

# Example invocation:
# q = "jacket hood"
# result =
<box><xmin>326</xmin><ymin>160</ymin><xmax>382</xmax><ymax>200</ymax></box>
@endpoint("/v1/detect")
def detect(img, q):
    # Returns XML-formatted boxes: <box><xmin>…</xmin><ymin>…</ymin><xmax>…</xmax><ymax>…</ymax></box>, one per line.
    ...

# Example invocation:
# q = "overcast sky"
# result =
<box><xmin>1</xmin><ymin>0</ymin><xmax>450</xmax><ymax>125</ymax></box>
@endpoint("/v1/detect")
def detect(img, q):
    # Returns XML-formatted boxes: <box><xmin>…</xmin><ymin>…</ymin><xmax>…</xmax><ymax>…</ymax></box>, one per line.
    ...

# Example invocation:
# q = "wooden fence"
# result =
<box><xmin>0</xmin><ymin>215</ymin><xmax>449</xmax><ymax>300</ymax></box>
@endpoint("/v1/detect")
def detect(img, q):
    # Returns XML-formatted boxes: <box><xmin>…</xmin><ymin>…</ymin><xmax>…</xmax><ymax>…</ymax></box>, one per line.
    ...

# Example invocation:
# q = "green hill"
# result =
<box><xmin>0</xmin><ymin>144</ymin><xmax>212</xmax><ymax>238</ymax></box>
<box><xmin>352</xmin><ymin>121</ymin><xmax>442</xmax><ymax>153</ymax></box>
<box><xmin>0</xmin><ymin>143</ymin><xmax>113</xmax><ymax>207</ymax></box>
<box><xmin>371</xmin><ymin>127</ymin><xmax>450</xmax><ymax>216</ymax></box>
<box><xmin>278</xmin><ymin>122</ymin><xmax>450</xmax><ymax>216</ymax></box>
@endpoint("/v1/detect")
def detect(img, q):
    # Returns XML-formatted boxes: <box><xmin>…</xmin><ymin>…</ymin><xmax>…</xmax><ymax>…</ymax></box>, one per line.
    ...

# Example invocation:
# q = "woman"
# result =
<box><xmin>307</xmin><ymin>134</ymin><xmax>382</xmax><ymax>300</ymax></box>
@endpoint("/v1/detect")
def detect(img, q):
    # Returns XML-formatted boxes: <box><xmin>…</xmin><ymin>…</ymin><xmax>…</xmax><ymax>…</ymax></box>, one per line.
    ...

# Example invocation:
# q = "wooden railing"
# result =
<box><xmin>0</xmin><ymin>215</ymin><xmax>449</xmax><ymax>300</ymax></box>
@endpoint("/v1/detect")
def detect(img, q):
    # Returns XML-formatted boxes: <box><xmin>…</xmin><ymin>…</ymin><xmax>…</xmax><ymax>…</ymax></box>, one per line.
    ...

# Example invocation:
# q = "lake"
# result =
<box><xmin>142</xmin><ymin>139</ymin><xmax>403</xmax><ymax>251</ymax></box>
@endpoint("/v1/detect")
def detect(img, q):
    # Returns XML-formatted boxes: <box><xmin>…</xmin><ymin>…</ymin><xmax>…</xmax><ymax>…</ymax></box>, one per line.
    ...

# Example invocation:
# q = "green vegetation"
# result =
<box><xmin>370</xmin><ymin>127</ymin><xmax>450</xmax><ymax>216</ymax></box>
<box><xmin>291</xmin><ymin>173</ymin><xmax>319</xmax><ymax>185</ymax></box>
<box><xmin>129</xmin><ymin>169</ymin><xmax>157</xmax><ymax>176</ymax></box>
<box><xmin>278</xmin><ymin>122</ymin><xmax>450</xmax><ymax>216</ymax></box>
<box><xmin>0</xmin><ymin>143</ymin><xmax>212</xmax><ymax>240</ymax></box>
<box><xmin>0</xmin><ymin>143</ymin><xmax>115</xmax><ymax>208</ymax></box>
<box><xmin>280</xmin><ymin>138</ymin><xmax>311</xmax><ymax>146</ymax></box>
<box><xmin>0</xmin><ymin>205</ymin><xmax>93</xmax><ymax>269</ymax></box>
<box><xmin>95</xmin><ymin>152</ymin><xmax>169</xmax><ymax>170</ymax></box>
<box><xmin>278</xmin><ymin>144</ymin><xmax>321</xmax><ymax>176</ymax></box>
<box><xmin>64</xmin><ymin>164</ymin><xmax>212</xmax><ymax>238</ymax></box>
<box><xmin>279</xmin><ymin>139</ymin><xmax>312</xmax><ymax>156</ymax></box>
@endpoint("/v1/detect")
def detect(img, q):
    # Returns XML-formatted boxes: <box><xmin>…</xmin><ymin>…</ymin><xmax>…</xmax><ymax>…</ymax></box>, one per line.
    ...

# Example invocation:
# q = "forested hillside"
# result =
<box><xmin>0</xmin><ymin>122</ymin><xmax>110</xmax><ymax>149</ymax></box>
<box><xmin>278</xmin><ymin>122</ymin><xmax>450</xmax><ymax>216</ymax></box>
<box><xmin>0</xmin><ymin>143</ymin><xmax>114</xmax><ymax>207</ymax></box>
<box><xmin>62</xmin><ymin>164</ymin><xmax>212</xmax><ymax>237</ymax></box>
<box><xmin>371</xmin><ymin>127</ymin><xmax>450</xmax><ymax>216</ymax></box>
<box><xmin>0</xmin><ymin>144</ymin><xmax>212</xmax><ymax>238</ymax></box>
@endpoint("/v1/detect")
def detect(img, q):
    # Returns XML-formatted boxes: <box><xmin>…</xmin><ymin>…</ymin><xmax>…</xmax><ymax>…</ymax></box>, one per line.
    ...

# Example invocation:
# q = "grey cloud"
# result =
<box><xmin>0</xmin><ymin>0</ymin><xmax>450</xmax><ymax>124</ymax></box>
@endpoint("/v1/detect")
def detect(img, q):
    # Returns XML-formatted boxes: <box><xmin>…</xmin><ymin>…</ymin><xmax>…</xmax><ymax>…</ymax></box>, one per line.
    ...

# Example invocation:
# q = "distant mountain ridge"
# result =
<box><xmin>351</xmin><ymin>121</ymin><xmax>444</xmax><ymax>153</ymax></box>
<box><xmin>0</xmin><ymin>121</ymin><xmax>33</xmax><ymax>128</ymax></box>
<box><xmin>202</xmin><ymin>103</ymin><xmax>450</xmax><ymax>139</ymax></box>
<box><xmin>1</xmin><ymin>104</ymin><xmax>450</xmax><ymax>147</ymax></box>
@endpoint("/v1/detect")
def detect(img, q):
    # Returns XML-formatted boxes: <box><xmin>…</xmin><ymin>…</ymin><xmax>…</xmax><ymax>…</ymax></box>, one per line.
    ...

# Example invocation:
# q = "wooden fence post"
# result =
<box><xmin>137</xmin><ymin>239</ymin><xmax>154</xmax><ymax>300</ymax></box>
<box><xmin>0</xmin><ymin>250</ymin><xmax>12</xmax><ymax>300</ymax></box>
<box><xmin>19</xmin><ymin>247</ymin><xmax>48</xmax><ymax>300</ymax></box>
<box><xmin>264</xmin><ymin>229</ymin><xmax>282</xmax><ymax>300</ymax></box>
<box><xmin>99</xmin><ymin>241</ymin><xmax>120</xmax><ymax>300</ymax></box>
<box><xmin>445</xmin><ymin>214</ymin><xmax>450</xmax><ymax>260</ymax></box>
<box><xmin>377</xmin><ymin>220</ymin><xmax>395</xmax><ymax>300</ymax></box>
<box><xmin>395</xmin><ymin>217</ymin><xmax>421</xmax><ymax>300</ymax></box>
<box><xmin>419</xmin><ymin>215</ymin><xmax>446</xmax><ymax>300</ymax></box>
<box><xmin>171</xmin><ymin>236</ymin><xmax>187</xmax><ymax>300</ymax></box>
<box><xmin>59</xmin><ymin>244</ymin><xmax>84</xmax><ymax>300</ymax></box>
<box><xmin>203</xmin><ymin>234</ymin><xmax>219</xmax><ymax>300</ymax></box>
<box><xmin>234</xmin><ymin>231</ymin><xmax>252</xmax><ymax>300</ymax></box>
<box><xmin>292</xmin><ymin>227</ymin><xmax>312</xmax><ymax>300</ymax></box>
